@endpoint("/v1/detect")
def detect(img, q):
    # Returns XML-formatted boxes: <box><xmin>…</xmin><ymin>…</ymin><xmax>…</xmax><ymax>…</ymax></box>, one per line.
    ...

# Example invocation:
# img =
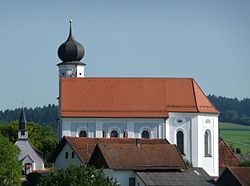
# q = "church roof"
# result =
<box><xmin>60</xmin><ymin>78</ymin><xmax>219</xmax><ymax>118</ymax></box>
<box><xmin>88</xmin><ymin>142</ymin><xmax>187</xmax><ymax>171</ymax></box>
<box><xmin>49</xmin><ymin>137</ymin><xmax>170</xmax><ymax>163</ymax></box>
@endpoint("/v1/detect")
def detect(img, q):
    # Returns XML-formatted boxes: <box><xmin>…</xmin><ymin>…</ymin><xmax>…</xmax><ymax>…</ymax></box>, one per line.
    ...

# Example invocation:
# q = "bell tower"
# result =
<box><xmin>57</xmin><ymin>19</ymin><xmax>85</xmax><ymax>139</ymax></box>
<box><xmin>57</xmin><ymin>18</ymin><xmax>86</xmax><ymax>80</ymax></box>
<box><xmin>18</xmin><ymin>107</ymin><xmax>28</xmax><ymax>139</ymax></box>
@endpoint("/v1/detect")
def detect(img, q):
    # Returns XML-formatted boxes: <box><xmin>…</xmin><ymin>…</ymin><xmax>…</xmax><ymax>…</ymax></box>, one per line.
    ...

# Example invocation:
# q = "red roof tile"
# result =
<box><xmin>49</xmin><ymin>137</ymin><xmax>170</xmax><ymax>163</ymax></box>
<box><xmin>219</xmin><ymin>140</ymin><xmax>240</xmax><ymax>168</ymax></box>
<box><xmin>60</xmin><ymin>78</ymin><xmax>219</xmax><ymax>118</ymax></box>
<box><xmin>89</xmin><ymin>142</ymin><xmax>187</xmax><ymax>170</ymax></box>
<box><xmin>229</xmin><ymin>167</ymin><xmax>250</xmax><ymax>186</ymax></box>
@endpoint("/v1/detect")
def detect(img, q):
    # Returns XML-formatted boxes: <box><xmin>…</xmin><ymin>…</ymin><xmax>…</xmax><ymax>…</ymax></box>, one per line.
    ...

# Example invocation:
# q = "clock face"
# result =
<box><xmin>66</xmin><ymin>68</ymin><xmax>77</xmax><ymax>78</ymax></box>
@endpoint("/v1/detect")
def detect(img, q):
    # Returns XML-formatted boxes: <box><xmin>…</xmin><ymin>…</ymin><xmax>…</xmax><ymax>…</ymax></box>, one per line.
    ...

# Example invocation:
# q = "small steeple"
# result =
<box><xmin>57</xmin><ymin>18</ymin><xmax>85</xmax><ymax>63</ymax></box>
<box><xmin>19</xmin><ymin>107</ymin><xmax>27</xmax><ymax>131</ymax></box>
<box><xmin>18</xmin><ymin>107</ymin><xmax>28</xmax><ymax>139</ymax></box>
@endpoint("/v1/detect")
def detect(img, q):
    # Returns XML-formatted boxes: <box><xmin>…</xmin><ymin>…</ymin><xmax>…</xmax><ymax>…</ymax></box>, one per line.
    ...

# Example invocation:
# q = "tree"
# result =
<box><xmin>38</xmin><ymin>165</ymin><xmax>118</xmax><ymax>186</ymax></box>
<box><xmin>0</xmin><ymin>134</ymin><xmax>22</xmax><ymax>186</ymax></box>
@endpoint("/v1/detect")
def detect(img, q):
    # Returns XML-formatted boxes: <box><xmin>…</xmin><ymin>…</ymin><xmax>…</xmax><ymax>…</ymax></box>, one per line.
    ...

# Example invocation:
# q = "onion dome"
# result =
<box><xmin>19</xmin><ymin>107</ymin><xmax>27</xmax><ymax>131</ymax></box>
<box><xmin>58</xmin><ymin>19</ymin><xmax>85</xmax><ymax>63</ymax></box>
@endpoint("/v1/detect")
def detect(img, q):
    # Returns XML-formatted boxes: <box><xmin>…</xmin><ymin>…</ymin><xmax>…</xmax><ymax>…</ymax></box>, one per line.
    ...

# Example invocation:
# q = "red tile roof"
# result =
<box><xmin>49</xmin><ymin>137</ymin><xmax>170</xmax><ymax>163</ymax></box>
<box><xmin>217</xmin><ymin>167</ymin><xmax>250</xmax><ymax>186</ymax></box>
<box><xmin>219</xmin><ymin>140</ymin><xmax>240</xmax><ymax>168</ymax></box>
<box><xmin>229</xmin><ymin>167</ymin><xmax>250</xmax><ymax>186</ymax></box>
<box><xmin>88</xmin><ymin>142</ymin><xmax>187</xmax><ymax>171</ymax></box>
<box><xmin>60</xmin><ymin>78</ymin><xmax>219</xmax><ymax>118</ymax></box>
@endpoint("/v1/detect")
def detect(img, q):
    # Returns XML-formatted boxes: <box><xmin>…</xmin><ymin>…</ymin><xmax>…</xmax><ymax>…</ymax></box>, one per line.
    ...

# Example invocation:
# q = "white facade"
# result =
<box><xmin>104</xmin><ymin>169</ymin><xmax>135</xmax><ymax>186</ymax></box>
<box><xmin>59</xmin><ymin>112</ymin><xmax>219</xmax><ymax>176</ymax></box>
<box><xmin>54</xmin><ymin>143</ymin><xmax>83</xmax><ymax>170</ymax></box>
<box><xmin>15</xmin><ymin>139</ymin><xmax>44</xmax><ymax>174</ymax></box>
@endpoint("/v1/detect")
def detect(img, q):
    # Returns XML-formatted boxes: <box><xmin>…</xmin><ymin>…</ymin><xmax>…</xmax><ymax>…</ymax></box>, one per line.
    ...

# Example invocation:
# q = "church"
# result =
<box><xmin>56</xmin><ymin>19</ymin><xmax>219</xmax><ymax>176</ymax></box>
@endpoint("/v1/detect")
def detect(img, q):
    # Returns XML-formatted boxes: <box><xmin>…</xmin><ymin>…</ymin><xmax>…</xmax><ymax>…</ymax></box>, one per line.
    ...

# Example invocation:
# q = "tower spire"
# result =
<box><xmin>19</xmin><ymin>106</ymin><xmax>27</xmax><ymax>131</ymax></box>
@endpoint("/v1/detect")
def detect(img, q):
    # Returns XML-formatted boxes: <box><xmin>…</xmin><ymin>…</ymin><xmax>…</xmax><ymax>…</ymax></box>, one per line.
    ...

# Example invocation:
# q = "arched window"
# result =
<box><xmin>205</xmin><ymin>130</ymin><xmax>212</xmax><ymax>157</ymax></box>
<box><xmin>110</xmin><ymin>130</ymin><xmax>119</xmax><ymax>138</ymax></box>
<box><xmin>79</xmin><ymin>130</ymin><xmax>87</xmax><ymax>137</ymax></box>
<box><xmin>141</xmin><ymin>130</ymin><xmax>150</xmax><ymax>139</ymax></box>
<box><xmin>177</xmin><ymin>131</ymin><xmax>184</xmax><ymax>155</ymax></box>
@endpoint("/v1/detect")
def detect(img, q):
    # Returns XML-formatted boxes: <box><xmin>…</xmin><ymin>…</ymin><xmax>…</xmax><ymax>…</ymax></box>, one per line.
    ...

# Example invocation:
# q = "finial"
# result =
<box><xmin>21</xmin><ymin>101</ymin><xmax>24</xmax><ymax>108</ymax></box>
<box><xmin>69</xmin><ymin>17</ymin><xmax>72</xmax><ymax>36</ymax></box>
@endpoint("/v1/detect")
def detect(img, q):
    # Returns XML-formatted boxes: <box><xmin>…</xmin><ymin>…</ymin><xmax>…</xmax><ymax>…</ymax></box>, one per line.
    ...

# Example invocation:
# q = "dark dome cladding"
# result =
<box><xmin>58</xmin><ymin>20</ymin><xmax>85</xmax><ymax>62</ymax></box>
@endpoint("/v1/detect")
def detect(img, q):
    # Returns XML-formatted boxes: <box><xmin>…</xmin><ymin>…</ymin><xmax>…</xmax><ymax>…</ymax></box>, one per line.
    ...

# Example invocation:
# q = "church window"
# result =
<box><xmin>205</xmin><ymin>130</ymin><xmax>212</xmax><ymax>157</ymax></box>
<box><xmin>65</xmin><ymin>152</ymin><xmax>68</xmax><ymax>159</ymax></box>
<box><xmin>110</xmin><ymin>130</ymin><xmax>119</xmax><ymax>138</ymax></box>
<box><xmin>71</xmin><ymin>151</ymin><xmax>75</xmax><ymax>159</ymax></box>
<box><xmin>79</xmin><ymin>130</ymin><xmax>87</xmax><ymax>137</ymax></box>
<box><xmin>141</xmin><ymin>130</ymin><xmax>150</xmax><ymax>139</ymax></box>
<box><xmin>177</xmin><ymin>131</ymin><xmax>184</xmax><ymax>155</ymax></box>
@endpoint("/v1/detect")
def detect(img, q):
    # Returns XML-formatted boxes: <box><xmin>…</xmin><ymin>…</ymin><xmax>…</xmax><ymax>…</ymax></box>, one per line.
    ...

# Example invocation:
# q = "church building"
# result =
<box><xmin>15</xmin><ymin>108</ymin><xmax>44</xmax><ymax>174</ymax></box>
<box><xmin>56</xmin><ymin>20</ymin><xmax>220</xmax><ymax>176</ymax></box>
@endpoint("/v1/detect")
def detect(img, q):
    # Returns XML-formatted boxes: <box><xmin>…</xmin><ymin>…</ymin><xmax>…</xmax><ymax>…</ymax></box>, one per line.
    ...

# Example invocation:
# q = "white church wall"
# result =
<box><xmin>167</xmin><ymin>112</ymin><xmax>219</xmax><ymax>177</ymax></box>
<box><xmin>60</xmin><ymin>118</ymin><xmax>165</xmax><ymax>139</ymax></box>
<box><xmin>104</xmin><ymin>169</ymin><xmax>135</xmax><ymax>186</ymax></box>
<box><xmin>54</xmin><ymin>143</ymin><xmax>83</xmax><ymax>170</ymax></box>
<box><xmin>15</xmin><ymin>140</ymin><xmax>44</xmax><ymax>170</ymax></box>
<box><xmin>199</xmin><ymin>114</ymin><xmax>219</xmax><ymax>177</ymax></box>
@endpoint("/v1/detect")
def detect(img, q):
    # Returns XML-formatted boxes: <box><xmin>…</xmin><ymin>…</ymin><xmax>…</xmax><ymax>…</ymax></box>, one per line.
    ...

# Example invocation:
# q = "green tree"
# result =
<box><xmin>0</xmin><ymin>134</ymin><xmax>22</xmax><ymax>186</ymax></box>
<box><xmin>38</xmin><ymin>165</ymin><xmax>118</xmax><ymax>186</ymax></box>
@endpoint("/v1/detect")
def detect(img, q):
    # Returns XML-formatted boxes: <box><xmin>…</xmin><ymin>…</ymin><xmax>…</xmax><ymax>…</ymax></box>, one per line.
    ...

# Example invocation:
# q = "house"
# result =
<box><xmin>217</xmin><ymin>167</ymin><xmax>250</xmax><ymax>186</ymax></box>
<box><xmin>219</xmin><ymin>140</ymin><xmax>240</xmax><ymax>174</ymax></box>
<box><xmin>55</xmin><ymin>19</ymin><xmax>220</xmax><ymax>176</ymax></box>
<box><xmin>49</xmin><ymin>136</ymin><xmax>170</xmax><ymax>170</ymax></box>
<box><xmin>15</xmin><ymin>108</ymin><xmax>44</xmax><ymax>174</ymax></box>
<box><xmin>88</xmin><ymin>141</ymin><xmax>215</xmax><ymax>186</ymax></box>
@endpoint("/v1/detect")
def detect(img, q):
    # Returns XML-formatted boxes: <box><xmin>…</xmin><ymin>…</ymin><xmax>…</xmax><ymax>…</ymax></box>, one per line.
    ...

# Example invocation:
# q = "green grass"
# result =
<box><xmin>219</xmin><ymin>122</ymin><xmax>250</xmax><ymax>155</ymax></box>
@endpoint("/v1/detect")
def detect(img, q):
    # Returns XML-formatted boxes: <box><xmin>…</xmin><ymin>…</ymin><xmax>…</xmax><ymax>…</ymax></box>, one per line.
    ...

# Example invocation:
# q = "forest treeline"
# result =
<box><xmin>0</xmin><ymin>104</ymin><xmax>58</xmax><ymax>130</ymax></box>
<box><xmin>0</xmin><ymin>95</ymin><xmax>250</xmax><ymax>127</ymax></box>
<box><xmin>208</xmin><ymin>95</ymin><xmax>250</xmax><ymax>125</ymax></box>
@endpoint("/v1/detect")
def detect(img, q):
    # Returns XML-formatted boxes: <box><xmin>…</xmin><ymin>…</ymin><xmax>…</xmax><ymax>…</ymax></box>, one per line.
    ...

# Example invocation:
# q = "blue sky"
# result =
<box><xmin>0</xmin><ymin>0</ymin><xmax>249</xmax><ymax>110</ymax></box>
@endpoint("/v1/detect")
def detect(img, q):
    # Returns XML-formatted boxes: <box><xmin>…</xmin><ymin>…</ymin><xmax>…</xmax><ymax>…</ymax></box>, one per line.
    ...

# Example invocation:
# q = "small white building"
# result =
<box><xmin>55</xmin><ymin>20</ymin><xmax>220</xmax><ymax>176</ymax></box>
<box><xmin>15</xmin><ymin>108</ymin><xmax>44</xmax><ymax>174</ymax></box>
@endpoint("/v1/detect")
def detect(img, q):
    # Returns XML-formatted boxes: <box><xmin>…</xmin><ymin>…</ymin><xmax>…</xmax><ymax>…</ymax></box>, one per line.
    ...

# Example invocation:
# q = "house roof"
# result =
<box><xmin>88</xmin><ymin>142</ymin><xmax>187</xmax><ymax>171</ymax></box>
<box><xmin>48</xmin><ymin>136</ymin><xmax>170</xmax><ymax>163</ymax></box>
<box><xmin>219</xmin><ymin>140</ymin><xmax>240</xmax><ymax>168</ymax></box>
<box><xmin>60</xmin><ymin>78</ymin><xmax>219</xmax><ymax>118</ymax></box>
<box><xmin>136</xmin><ymin>168</ymin><xmax>215</xmax><ymax>186</ymax></box>
<box><xmin>217</xmin><ymin>167</ymin><xmax>250</xmax><ymax>186</ymax></box>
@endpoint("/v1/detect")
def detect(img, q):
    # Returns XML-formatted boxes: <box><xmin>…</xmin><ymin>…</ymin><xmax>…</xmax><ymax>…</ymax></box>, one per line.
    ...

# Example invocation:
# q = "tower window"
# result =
<box><xmin>79</xmin><ymin>130</ymin><xmax>87</xmax><ymax>137</ymax></box>
<box><xmin>71</xmin><ymin>151</ymin><xmax>75</xmax><ymax>159</ymax></box>
<box><xmin>177</xmin><ymin>130</ymin><xmax>184</xmax><ymax>155</ymax></box>
<box><xmin>79</xmin><ymin>73</ymin><xmax>81</xmax><ymax>75</ymax></box>
<box><xmin>141</xmin><ymin>130</ymin><xmax>150</xmax><ymax>139</ymax></box>
<box><xmin>65</xmin><ymin>152</ymin><xmax>68</xmax><ymax>159</ymax></box>
<box><xmin>110</xmin><ymin>130</ymin><xmax>119</xmax><ymax>138</ymax></box>
<box><xmin>21</xmin><ymin>131</ymin><xmax>25</xmax><ymax>136</ymax></box>
<box><xmin>205</xmin><ymin>130</ymin><xmax>212</xmax><ymax>157</ymax></box>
